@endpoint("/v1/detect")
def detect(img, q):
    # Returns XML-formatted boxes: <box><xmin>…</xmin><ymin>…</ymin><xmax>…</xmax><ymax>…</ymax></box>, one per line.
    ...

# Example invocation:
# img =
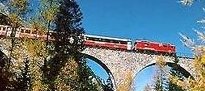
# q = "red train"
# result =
<box><xmin>84</xmin><ymin>34</ymin><xmax>176</xmax><ymax>55</ymax></box>
<box><xmin>0</xmin><ymin>25</ymin><xmax>176</xmax><ymax>55</ymax></box>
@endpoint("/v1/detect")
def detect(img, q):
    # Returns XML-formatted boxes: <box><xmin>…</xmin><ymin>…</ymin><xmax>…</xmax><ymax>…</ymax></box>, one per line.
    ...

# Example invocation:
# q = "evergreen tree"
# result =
<box><xmin>168</xmin><ymin>64</ymin><xmax>185</xmax><ymax>91</ymax></box>
<box><xmin>54</xmin><ymin>0</ymin><xmax>84</xmax><ymax>54</ymax></box>
<box><xmin>43</xmin><ymin>0</ymin><xmax>100</xmax><ymax>90</ymax></box>
<box><xmin>16</xmin><ymin>57</ymin><xmax>31</xmax><ymax>90</ymax></box>
<box><xmin>152</xmin><ymin>56</ymin><xmax>169</xmax><ymax>91</ymax></box>
<box><xmin>0</xmin><ymin>51</ymin><xmax>13</xmax><ymax>90</ymax></box>
<box><xmin>153</xmin><ymin>71</ymin><xmax>164</xmax><ymax>91</ymax></box>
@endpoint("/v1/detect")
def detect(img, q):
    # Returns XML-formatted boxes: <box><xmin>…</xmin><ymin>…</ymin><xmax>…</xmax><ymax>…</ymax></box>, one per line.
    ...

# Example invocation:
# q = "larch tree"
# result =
<box><xmin>150</xmin><ymin>56</ymin><xmax>169</xmax><ymax>91</ymax></box>
<box><xmin>169</xmin><ymin>1</ymin><xmax>205</xmax><ymax>90</ymax></box>
<box><xmin>0</xmin><ymin>0</ymin><xmax>31</xmax><ymax>90</ymax></box>
<box><xmin>117</xmin><ymin>70</ymin><xmax>133</xmax><ymax>91</ymax></box>
<box><xmin>0</xmin><ymin>0</ymin><xmax>103</xmax><ymax>90</ymax></box>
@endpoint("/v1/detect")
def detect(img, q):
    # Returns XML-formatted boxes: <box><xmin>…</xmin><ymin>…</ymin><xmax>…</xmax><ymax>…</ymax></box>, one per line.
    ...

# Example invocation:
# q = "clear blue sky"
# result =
<box><xmin>78</xmin><ymin>0</ymin><xmax>205</xmax><ymax>56</ymax></box>
<box><xmin>78</xmin><ymin>0</ymin><xmax>205</xmax><ymax>90</ymax></box>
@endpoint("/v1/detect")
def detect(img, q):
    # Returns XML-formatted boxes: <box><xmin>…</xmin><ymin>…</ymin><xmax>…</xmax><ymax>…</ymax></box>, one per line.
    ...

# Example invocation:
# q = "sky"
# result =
<box><xmin>78</xmin><ymin>0</ymin><xmax>205</xmax><ymax>56</ymax></box>
<box><xmin>78</xmin><ymin>0</ymin><xmax>205</xmax><ymax>90</ymax></box>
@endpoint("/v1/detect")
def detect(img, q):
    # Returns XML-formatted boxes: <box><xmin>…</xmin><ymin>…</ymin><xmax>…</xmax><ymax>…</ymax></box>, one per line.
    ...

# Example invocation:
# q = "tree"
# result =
<box><xmin>179</xmin><ymin>0</ymin><xmax>194</xmax><ymax>6</ymax></box>
<box><xmin>168</xmin><ymin>64</ymin><xmax>185</xmax><ymax>91</ymax></box>
<box><xmin>43</xmin><ymin>0</ymin><xmax>99</xmax><ymax>90</ymax></box>
<box><xmin>143</xmin><ymin>84</ymin><xmax>153</xmax><ymax>91</ymax></box>
<box><xmin>170</xmin><ymin>2</ymin><xmax>205</xmax><ymax>90</ymax></box>
<box><xmin>0</xmin><ymin>0</ymin><xmax>102</xmax><ymax>90</ymax></box>
<box><xmin>117</xmin><ymin>70</ymin><xmax>133</xmax><ymax>91</ymax></box>
<box><xmin>16</xmin><ymin>57</ymin><xmax>31</xmax><ymax>90</ymax></box>
<box><xmin>150</xmin><ymin>56</ymin><xmax>169</xmax><ymax>91</ymax></box>
<box><xmin>0</xmin><ymin>0</ymin><xmax>31</xmax><ymax>90</ymax></box>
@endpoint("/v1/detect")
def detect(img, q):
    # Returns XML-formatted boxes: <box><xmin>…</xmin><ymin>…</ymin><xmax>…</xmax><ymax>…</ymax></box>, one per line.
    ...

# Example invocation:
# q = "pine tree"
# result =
<box><xmin>54</xmin><ymin>0</ymin><xmax>84</xmax><ymax>54</ymax></box>
<box><xmin>43</xmin><ymin>0</ymin><xmax>100</xmax><ymax>90</ymax></box>
<box><xmin>16</xmin><ymin>57</ymin><xmax>31</xmax><ymax>90</ymax></box>
<box><xmin>168</xmin><ymin>64</ymin><xmax>185</xmax><ymax>91</ymax></box>
<box><xmin>152</xmin><ymin>56</ymin><xmax>169</xmax><ymax>91</ymax></box>
<box><xmin>0</xmin><ymin>51</ymin><xmax>14</xmax><ymax>90</ymax></box>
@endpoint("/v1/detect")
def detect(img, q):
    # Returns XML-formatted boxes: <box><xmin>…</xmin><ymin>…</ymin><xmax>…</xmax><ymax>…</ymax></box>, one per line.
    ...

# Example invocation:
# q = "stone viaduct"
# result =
<box><xmin>0</xmin><ymin>38</ymin><xmax>195</xmax><ymax>90</ymax></box>
<box><xmin>82</xmin><ymin>47</ymin><xmax>195</xmax><ymax>90</ymax></box>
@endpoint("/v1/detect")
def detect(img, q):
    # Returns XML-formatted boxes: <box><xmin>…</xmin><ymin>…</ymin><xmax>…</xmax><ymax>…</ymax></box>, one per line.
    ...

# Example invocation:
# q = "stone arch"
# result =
<box><xmin>82</xmin><ymin>53</ymin><xmax>117</xmax><ymax>90</ymax></box>
<box><xmin>132</xmin><ymin>62</ymin><xmax>193</xmax><ymax>86</ymax></box>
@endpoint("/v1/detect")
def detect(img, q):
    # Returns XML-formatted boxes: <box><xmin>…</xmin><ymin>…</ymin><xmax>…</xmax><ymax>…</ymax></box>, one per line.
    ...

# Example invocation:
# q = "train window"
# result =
<box><xmin>101</xmin><ymin>39</ymin><xmax>105</xmax><ymax>42</ymax></box>
<box><xmin>21</xmin><ymin>29</ymin><xmax>24</xmax><ymax>33</ymax></box>
<box><xmin>32</xmin><ymin>31</ymin><xmax>37</xmax><ymax>34</ymax></box>
<box><xmin>163</xmin><ymin>45</ymin><xmax>168</xmax><ymax>47</ymax></box>
<box><xmin>94</xmin><ymin>38</ymin><xmax>99</xmax><ymax>41</ymax></box>
<box><xmin>25</xmin><ymin>30</ymin><xmax>30</xmax><ymax>33</ymax></box>
<box><xmin>88</xmin><ymin>37</ymin><xmax>97</xmax><ymax>41</ymax></box>
<box><xmin>114</xmin><ymin>40</ymin><xmax>118</xmax><ymax>43</ymax></box>
<box><xmin>103</xmin><ymin>39</ymin><xmax>109</xmax><ymax>42</ymax></box>
<box><xmin>3</xmin><ymin>27</ymin><xmax>6</xmax><ymax>31</ymax></box>
<box><xmin>86</xmin><ymin>37</ymin><xmax>93</xmax><ymax>40</ymax></box>
<box><xmin>119</xmin><ymin>41</ymin><xmax>127</xmax><ymax>44</ymax></box>
<box><xmin>38</xmin><ymin>32</ymin><xmax>42</xmax><ymax>35</ymax></box>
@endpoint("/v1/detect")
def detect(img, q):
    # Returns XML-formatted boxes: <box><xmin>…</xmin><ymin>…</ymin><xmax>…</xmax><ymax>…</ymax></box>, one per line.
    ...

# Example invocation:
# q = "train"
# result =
<box><xmin>84</xmin><ymin>34</ymin><xmax>176</xmax><ymax>55</ymax></box>
<box><xmin>0</xmin><ymin>25</ymin><xmax>176</xmax><ymax>55</ymax></box>
<box><xmin>0</xmin><ymin>25</ymin><xmax>55</xmax><ymax>41</ymax></box>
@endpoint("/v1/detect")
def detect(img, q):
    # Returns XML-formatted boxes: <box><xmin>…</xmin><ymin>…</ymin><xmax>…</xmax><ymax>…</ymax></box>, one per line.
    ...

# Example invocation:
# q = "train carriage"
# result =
<box><xmin>0</xmin><ymin>25</ymin><xmax>12</xmax><ymax>37</ymax></box>
<box><xmin>84</xmin><ymin>34</ymin><xmax>132</xmax><ymax>50</ymax></box>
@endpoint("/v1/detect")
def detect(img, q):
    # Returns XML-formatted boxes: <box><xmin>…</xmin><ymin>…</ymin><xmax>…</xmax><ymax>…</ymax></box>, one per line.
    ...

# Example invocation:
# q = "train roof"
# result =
<box><xmin>85</xmin><ymin>34</ymin><xmax>131</xmax><ymax>41</ymax></box>
<box><xmin>135</xmin><ymin>39</ymin><xmax>175</xmax><ymax>46</ymax></box>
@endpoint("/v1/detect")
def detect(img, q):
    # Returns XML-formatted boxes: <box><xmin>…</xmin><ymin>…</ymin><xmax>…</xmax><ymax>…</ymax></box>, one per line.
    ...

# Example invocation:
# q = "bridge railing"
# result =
<box><xmin>176</xmin><ymin>52</ymin><xmax>194</xmax><ymax>59</ymax></box>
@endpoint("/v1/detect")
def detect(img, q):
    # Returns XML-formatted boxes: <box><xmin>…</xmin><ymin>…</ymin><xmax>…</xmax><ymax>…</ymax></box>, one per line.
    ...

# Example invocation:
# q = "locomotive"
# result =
<box><xmin>134</xmin><ymin>40</ymin><xmax>175</xmax><ymax>54</ymax></box>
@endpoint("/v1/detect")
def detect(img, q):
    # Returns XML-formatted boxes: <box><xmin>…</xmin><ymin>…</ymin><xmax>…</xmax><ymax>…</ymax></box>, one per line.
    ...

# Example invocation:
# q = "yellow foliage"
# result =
<box><xmin>24</xmin><ymin>39</ymin><xmax>46</xmax><ymax>57</ymax></box>
<box><xmin>156</xmin><ymin>55</ymin><xmax>166</xmax><ymax>68</ymax></box>
<box><xmin>40</xmin><ymin>0</ymin><xmax>59</xmax><ymax>22</ymax></box>
<box><xmin>8</xmin><ymin>13</ymin><xmax>22</xmax><ymax>27</ymax></box>
<box><xmin>11</xmin><ymin>0</ymin><xmax>28</xmax><ymax>11</ymax></box>
<box><xmin>117</xmin><ymin>70</ymin><xmax>133</xmax><ymax>91</ymax></box>
<box><xmin>170</xmin><ymin>53</ymin><xmax>205</xmax><ymax>91</ymax></box>
<box><xmin>30</xmin><ymin>21</ymin><xmax>47</xmax><ymax>35</ymax></box>
<box><xmin>200</xmin><ymin>54</ymin><xmax>205</xmax><ymax>65</ymax></box>
<box><xmin>55</xmin><ymin>58</ymin><xmax>79</xmax><ymax>91</ymax></box>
